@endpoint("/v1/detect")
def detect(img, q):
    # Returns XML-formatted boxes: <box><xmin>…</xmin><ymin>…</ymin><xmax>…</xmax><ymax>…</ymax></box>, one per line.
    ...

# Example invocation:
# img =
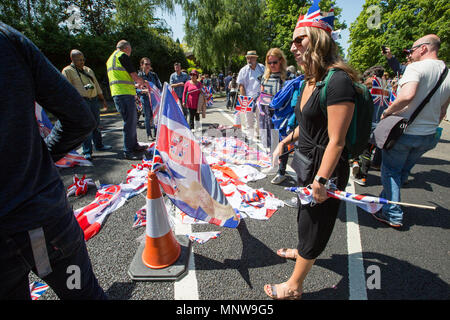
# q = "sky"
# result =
<box><xmin>156</xmin><ymin>0</ymin><xmax>366</xmax><ymax>57</ymax></box>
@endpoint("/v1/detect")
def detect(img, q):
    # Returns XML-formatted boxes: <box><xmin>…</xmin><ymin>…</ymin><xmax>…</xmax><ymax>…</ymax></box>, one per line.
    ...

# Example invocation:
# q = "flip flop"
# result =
<box><xmin>264</xmin><ymin>283</ymin><xmax>302</xmax><ymax>300</ymax></box>
<box><xmin>277</xmin><ymin>248</ymin><xmax>298</xmax><ymax>260</ymax></box>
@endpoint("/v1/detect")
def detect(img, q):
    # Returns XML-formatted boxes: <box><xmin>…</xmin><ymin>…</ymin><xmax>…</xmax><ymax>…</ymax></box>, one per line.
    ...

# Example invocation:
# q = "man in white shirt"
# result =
<box><xmin>237</xmin><ymin>50</ymin><xmax>265</xmax><ymax>138</ymax></box>
<box><xmin>374</xmin><ymin>34</ymin><xmax>450</xmax><ymax>228</ymax></box>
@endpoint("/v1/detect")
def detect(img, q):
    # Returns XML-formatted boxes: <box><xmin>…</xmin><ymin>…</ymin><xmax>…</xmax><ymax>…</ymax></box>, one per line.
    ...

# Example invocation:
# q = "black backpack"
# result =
<box><xmin>313</xmin><ymin>68</ymin><xmax>374</xmax><ymax>159</ymax></box>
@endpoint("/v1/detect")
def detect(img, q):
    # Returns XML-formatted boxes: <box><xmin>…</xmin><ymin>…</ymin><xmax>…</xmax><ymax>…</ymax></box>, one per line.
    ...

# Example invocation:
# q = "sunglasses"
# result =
<box><xmin>268</xmin><ymin>60</ymin><xmax>279</xmax><ymax>65</ymax></box>
<box><xmin>291</xmin><ymin>35</ymin><xmax>308</xmax><ymax>46</ymax></box>
<box><xmin>404</xmin><ymin>42</ymin><xmax>430</xmax><ymax>55</ymax></box>
<box><xmin>143</xmin><ymin>63</ymin><xmax>151</xmax><ymax>66</ymax></box>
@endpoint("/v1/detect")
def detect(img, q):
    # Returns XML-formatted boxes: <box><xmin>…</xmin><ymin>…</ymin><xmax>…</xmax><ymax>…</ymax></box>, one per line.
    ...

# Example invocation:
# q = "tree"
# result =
<box><xmin>262</xmin><ymin>0</ymin><xmax>346</xmax><ymax>66</ymax></box>
<box><xmin>179</xmin><ymin>0</ymin><xmax>266</xmax><ymax>73</ymax></box>
<box><xmin>348</xmin><ymin>0</ymin><xmax>450</xmax><ymax>74</ymax></box>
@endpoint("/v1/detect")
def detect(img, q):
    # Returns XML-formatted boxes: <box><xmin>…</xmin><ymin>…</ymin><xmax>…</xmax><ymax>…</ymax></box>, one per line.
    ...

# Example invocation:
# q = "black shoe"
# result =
<box><xmin>124</xmin><ymin>152</ymin><xmax>142</xmax><ymax>160</ymax></box>
<box><xmin>134</xmin><ymin>145</ymin><xmax>147</xmax><ymax>152</ymax></box>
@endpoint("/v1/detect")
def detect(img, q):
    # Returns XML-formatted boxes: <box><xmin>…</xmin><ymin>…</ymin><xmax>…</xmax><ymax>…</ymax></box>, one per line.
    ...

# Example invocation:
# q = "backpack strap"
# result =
<box><xmin>316</xmin><ymin>68</ymin><xmax>338</xmax><ymax>114</ymax></box>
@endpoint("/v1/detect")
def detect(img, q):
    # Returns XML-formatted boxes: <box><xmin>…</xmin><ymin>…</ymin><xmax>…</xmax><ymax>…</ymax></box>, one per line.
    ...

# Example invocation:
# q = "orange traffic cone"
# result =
<box><xmin>141</xmin><ymin>171</ymin><xmax>181</xmax><ymax>269</ymax></box>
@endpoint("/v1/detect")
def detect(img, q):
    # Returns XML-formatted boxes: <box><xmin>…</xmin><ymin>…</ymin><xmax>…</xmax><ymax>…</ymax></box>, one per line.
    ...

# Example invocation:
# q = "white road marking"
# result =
<box><xmin>345</xmin><ymin>178</ymin><xmax>368</xmax><ymax>300</ymax></box>
<box><xmin>173</xmin><ymin>222</ymin><xmax>199</xmax><ymax>300</ymax></box>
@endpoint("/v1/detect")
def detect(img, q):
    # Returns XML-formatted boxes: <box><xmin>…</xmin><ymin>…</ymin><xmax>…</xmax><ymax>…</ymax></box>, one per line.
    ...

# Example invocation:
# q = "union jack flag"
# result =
<box><xmin>202</xmin><ymin>86</ymin><xmax>214</xmax><ymax>107</ymax></box>
<box><xmin>286</xmin><ymin>184</ymin><xmax>384</xmax><ymax>214</ymax></box>
<box><xmin>29</xmin><ymin>282</ymin><xmax>49</xmax><ymax>300</ymax></box>
<box><xmin>236</xmin><ymin>95</ymin><xmax>255</xmax><ymax>113</ymax></box>
<box><xmin>145</xmin><ymin>81</ymin><xmax>161</xmax><ymax>124</ymax></box>
<box><xmin>35</xmin><ymin>103</ymin><xmax>92</xmax><ymax>168</ymax></box>
<box><xmin>132</xmin><ymin>206</ymin><xmax>147</xmax><ymax>228</ymax></box>
<box><xmin>371</xmin><ymin>76</ymin><xmax>390</xmax><ymax>108</ymax></box>
<box><xmin>389</xmin><ymin>90</ymin><xmax>397</xmax><ymax>105</ymax></box>
<box><xmin>296</xmin><ymin>0</ymin><xmax>335</xmax><ymax>34</ymax></box>
<box><xmin>371</xmin><ymin>76</ymin><xmax>389</xmax><ymax>123</ymax></box>
<box><xmin>153</xmin><ymin>83</ymin><xmax>240</xmax><ymax>228</ymax></box>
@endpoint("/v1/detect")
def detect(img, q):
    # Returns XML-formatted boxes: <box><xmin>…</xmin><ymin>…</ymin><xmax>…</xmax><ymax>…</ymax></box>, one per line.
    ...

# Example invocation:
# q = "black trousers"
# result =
<box><xmin>188</xmin><ymin>108</ymin><xmax>200</xmax><ymax>129</ymax></box>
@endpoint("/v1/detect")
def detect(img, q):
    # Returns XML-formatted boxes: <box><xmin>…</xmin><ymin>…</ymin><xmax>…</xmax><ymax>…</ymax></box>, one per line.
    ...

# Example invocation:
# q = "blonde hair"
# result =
<box><xmin>263</xmin><ymin>48</ymin><xmax>287</xmax><ymax>81</ymax></box>
<box><xmin>301</xmin><ymin>27</ymin><xmax>359</xmax><ymax>83</ymax></box>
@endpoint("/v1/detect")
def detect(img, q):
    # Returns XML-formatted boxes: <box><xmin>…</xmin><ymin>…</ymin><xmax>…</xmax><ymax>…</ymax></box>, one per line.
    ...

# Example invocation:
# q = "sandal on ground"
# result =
<box><xmin>277</xmin><ymin>248</ymin><xmax>298</xmax><ymax>260</ymax></box>
<box><xmin>264</xmin><ymin>283</ymin><xmax>302</xmax><ymax>300</ymax></box>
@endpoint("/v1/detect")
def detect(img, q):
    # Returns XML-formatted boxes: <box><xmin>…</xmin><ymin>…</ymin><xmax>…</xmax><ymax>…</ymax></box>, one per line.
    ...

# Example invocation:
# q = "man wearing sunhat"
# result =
<box><xmin>237</xmin><ymin>50</ymin><xmax>265</xmax><ymax>138</ymax></box>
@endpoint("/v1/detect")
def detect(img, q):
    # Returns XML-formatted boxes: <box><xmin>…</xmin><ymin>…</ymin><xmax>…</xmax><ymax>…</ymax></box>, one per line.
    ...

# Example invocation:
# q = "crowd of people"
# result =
<box><xmin>1</xmin><ymin>0</ymin><xmax>449</xmax><ymax>301</ymax></box>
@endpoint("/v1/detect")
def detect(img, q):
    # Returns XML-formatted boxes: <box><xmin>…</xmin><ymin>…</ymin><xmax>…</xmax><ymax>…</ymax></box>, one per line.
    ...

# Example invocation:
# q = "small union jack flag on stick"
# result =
<box><xmin>235</xmin><ymin>95</ymin><xmax>255</xmax><ymax>113</ymax></box>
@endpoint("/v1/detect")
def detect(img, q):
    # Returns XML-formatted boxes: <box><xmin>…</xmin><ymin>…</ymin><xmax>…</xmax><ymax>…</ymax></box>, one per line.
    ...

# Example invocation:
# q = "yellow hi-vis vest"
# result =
<box><xmin>106</xmin><ymin>50</ymin><xmax>136</xmax><ymax>96</ymax></box>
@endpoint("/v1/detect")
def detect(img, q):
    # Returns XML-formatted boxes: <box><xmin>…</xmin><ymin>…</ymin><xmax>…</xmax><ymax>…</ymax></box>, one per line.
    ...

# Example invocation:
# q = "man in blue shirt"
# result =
<box><xmin>0</xmin><ymin>22</ymin><xmax>106</xmax><ymax>300</ymax></box>
<box><xmin>170</xmin><ymin>62</ymin><xmax>190</xmax><ymax>118</ymax></box>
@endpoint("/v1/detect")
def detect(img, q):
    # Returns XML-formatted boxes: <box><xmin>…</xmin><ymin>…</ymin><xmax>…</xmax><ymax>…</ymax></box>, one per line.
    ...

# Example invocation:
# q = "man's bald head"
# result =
<box><xmin>70</xmin><ymin>49</ymin><xmax>84</xmax><ymax>59</ymax></box>
<box><xmin>415</xmin><ymin>34</ymin><xmax>441</xmax><ymax>52</ymax></box>
<box><xmin>70</xmin><ymin>49</ymin><xmax>85</xmax><ymax>68</ymax></box>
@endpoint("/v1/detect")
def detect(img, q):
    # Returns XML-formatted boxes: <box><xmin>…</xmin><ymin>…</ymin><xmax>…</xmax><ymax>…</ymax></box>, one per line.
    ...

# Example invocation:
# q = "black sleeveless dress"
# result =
<box><xmin>292</xmin><ymin>70</ymin><xmax>355</xmax><ymax>259</ymax></box>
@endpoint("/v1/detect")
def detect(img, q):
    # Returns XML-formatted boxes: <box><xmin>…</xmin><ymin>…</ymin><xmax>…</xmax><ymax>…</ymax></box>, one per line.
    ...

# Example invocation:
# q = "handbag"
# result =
<box><xmin>197</xmin><ymin>92</ymin><xmax>206</xmax><ymax>118</ymax></box>
<box><xmin>372</xmin><ymin>66</ymin><xmax>448</xmax><ymax>150</ymax></box>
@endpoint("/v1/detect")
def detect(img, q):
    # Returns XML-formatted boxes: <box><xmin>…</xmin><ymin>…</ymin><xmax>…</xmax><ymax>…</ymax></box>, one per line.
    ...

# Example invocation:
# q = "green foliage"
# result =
<box><xmin>348</xmin><ymin>0</ymin><xmax>450</xmax><ymax>74</ymax></box>
<box><xmin>262</xmin><ymin>0</ymin><xmax>346</xmax><ymax>66</ymax></box>
<box><xmin>0</xmin><ymin>0</ymin><xmax>187</xmax><ymax>94</ymax></box>
<box><xmin>180</xmin><ymin>0</ymin><xmax>266</xmax><ymax>73</ymax></box>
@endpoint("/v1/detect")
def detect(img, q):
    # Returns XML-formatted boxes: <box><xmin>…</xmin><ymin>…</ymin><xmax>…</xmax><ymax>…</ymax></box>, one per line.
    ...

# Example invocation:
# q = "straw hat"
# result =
<box><xmin>245</xmin><ymin>50</ymin><xmax>258</xmax><ymax>58</ymax></box>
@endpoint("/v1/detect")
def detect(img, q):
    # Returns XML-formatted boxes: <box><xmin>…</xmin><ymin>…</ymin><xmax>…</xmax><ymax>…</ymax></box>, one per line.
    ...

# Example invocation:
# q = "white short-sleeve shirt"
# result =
<box><xmin>398</xmin><ymin>59</ymin><xmax>450</xmax><ymax>135</ymax></box>
<box><xmin>236</xmin><ymin>63</ymin><xmax>265</xmax><ymax>99</ymax></box>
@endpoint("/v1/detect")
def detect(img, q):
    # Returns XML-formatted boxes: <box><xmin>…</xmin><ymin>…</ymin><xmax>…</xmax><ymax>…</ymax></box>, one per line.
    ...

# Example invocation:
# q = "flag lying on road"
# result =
<box><xmin>153</xmin><ymin>83</ymin><xmax>240</xmax><ymax>228</ymax></box>
<box><xmin>235</xmin><ymin>95</ymin><xmax>255</xmax><ymax>113</ymax></box>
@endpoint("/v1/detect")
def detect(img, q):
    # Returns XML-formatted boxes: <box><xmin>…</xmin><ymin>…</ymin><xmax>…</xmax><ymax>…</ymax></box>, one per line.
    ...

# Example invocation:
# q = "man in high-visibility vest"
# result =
<box><xmin>107</xmin><ymin>40</ymin><xmax>149</xmax><ymax>160</ymax></box>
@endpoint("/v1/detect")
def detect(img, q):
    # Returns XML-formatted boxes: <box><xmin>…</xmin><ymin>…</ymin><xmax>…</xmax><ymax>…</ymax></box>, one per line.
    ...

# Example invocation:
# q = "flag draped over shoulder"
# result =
<box><xmin>152</xmin><ymin>83</ymin><xmax>240</xmax><ymax>228</ymax></box>
<box><xmin>35</xmin><ymin>103</ymin><xmax>92</xmax><ymax>168</ymax></box>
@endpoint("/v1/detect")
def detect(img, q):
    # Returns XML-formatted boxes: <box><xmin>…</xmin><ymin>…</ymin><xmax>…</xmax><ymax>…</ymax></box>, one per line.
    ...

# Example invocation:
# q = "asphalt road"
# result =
<box><xmin>31</xmin><ymin>97</ymin><xmax>450</xmax><ymax>304</ymax></box>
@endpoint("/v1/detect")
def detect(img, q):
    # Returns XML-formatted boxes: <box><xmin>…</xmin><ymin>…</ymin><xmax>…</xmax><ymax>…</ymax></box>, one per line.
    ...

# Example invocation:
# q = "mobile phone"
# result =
<box><xmin>381</xmin><ymin>45</ymin><xmax>387</xmax><ymax>54</ymax></box>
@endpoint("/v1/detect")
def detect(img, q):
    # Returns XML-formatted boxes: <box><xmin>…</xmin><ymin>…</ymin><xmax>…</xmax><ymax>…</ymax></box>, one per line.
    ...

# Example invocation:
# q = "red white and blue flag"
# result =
<box><xmin>286</xmin><ymin>185</ymin><xmax>384</xmax><ymax>214</ymax></box>
<box><xmin>35</xmin><ymin>103</ymin><xmax>93</xmax><ymax>168</ymax></box>
<box><xmin>29</xmin><ymin>282</ymin><xmax>49</xmax><ymax>300</ymax></box>
<box><xmin>296</xmin><ymin>0</ymin><xmax>335</xmax><ymax>34</ymax></box>
<box><xmin>202</xmin><ymin>86</ymin><xmax>214</xmax><ymax>107</ymax></box>
<box><xmin>153</xmin><ymin>83</ymin><xmax>240</xmax><ymax>228</ymax></box>
<box><xmin>145</xmin><ymin>81</ymin><xmax>162</xmax><ymax>124</ymax></box>
<box><xmin>389</xmin><ymin>90</ymin><xmax>397</xmax><ymax>105</ymax></box>
<box><xmin>371</xmin><ymin>76</ymin><xmax>390</xmax><ymax>109</ymax></box>
<box><xmin>236</xmin><ymin>95</ymin><xmax>255</xmax><ymax>113</ymax></box>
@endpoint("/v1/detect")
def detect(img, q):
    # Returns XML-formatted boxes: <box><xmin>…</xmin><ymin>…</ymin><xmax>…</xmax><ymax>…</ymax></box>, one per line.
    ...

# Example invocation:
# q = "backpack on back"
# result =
<box><xmin>314</xmin><ymin>68</ymin><xmax>374</xmax><ymax>159</ymax></box>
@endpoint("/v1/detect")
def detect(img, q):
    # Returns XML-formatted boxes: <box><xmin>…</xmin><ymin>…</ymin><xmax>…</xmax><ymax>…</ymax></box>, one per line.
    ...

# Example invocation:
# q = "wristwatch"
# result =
<box><xmin>314</xmin><ymin>175</ymin><xmax>328</xmax><ymax>186</ymax></box>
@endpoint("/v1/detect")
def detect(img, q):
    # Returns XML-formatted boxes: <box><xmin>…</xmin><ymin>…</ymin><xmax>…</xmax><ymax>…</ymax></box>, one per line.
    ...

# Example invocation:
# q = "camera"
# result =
<box><xmin>381</xmin><ymin>45</ymin><xmax>387</xmax><ymax>54</ymax></box>
<box><xmin>84</xmin><ymin>83</ymin><xmax>94</xmax><ymax>90</ymax></box>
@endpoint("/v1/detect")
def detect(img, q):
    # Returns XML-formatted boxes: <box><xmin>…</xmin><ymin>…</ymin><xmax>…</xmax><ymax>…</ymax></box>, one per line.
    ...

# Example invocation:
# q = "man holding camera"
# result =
<box><xmin>62</xmin><ymin>50</ymin><xmax>112</xmax><ymax>161</ymax></box>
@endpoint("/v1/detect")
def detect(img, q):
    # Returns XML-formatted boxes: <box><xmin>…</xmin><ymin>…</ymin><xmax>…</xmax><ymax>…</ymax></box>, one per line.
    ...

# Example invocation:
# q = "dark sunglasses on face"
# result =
<box><xmin>291</xmin><ymin>35</ymin><xmax>308</xmax><ymax>46</ymax></box>
<box><xmin>268</xmin><ymin>60</ymin><xmax>279</xmax><ymax>65</ymax></box>
<box><xmin>404</xmin><ymin>42</ymin><xmax>430</xmax><ymax>55</ymax></box>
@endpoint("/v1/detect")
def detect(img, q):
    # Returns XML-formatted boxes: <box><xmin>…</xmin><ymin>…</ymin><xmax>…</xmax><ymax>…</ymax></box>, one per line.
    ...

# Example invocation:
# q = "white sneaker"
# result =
<box><xmin>271</xmin><ymin>174</ymin><xmax>287</xmax><ymax>185</ymax></box>
<box><xmin>351</xmin><ymin>161</ymin><xmax>360</xmax><ymax>178</ymax></box>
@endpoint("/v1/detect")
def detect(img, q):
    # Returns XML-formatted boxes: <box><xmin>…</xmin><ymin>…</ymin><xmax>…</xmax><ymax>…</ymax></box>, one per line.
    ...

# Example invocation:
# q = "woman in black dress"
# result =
<box><xmin>264</xmin><ymin>12</ymin><xmax>359</xmax><ymax>300</ymax></box>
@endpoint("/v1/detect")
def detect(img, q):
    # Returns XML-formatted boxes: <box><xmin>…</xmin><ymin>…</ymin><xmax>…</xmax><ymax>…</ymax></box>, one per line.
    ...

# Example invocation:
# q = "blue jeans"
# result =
<box><xmin>380</xmin><ymin>133</ymin><xmax>436</xmax><ymax>224</ymax></box>
<box><xmin>0</xmin><ymin>212</ymin><xmax>107</xmax><ymax>300</ymax></box>
<box><xmin>82</xmin><ymin>97</ymin><xmax>104</xmax><ymax>155</ymax></box>
<box><xmin>139</xmin><ymin>95</ymin><xmax>154</xmax><ymax>137</ymax></box>
<box><xmin>113</xmin><ymin>95</ymin><xmax>138</xmax><ymax>153</ymax></box>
